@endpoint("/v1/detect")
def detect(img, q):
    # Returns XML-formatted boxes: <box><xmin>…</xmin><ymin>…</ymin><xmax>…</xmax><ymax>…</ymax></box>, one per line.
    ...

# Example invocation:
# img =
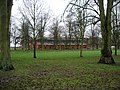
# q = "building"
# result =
<box><xmin>29</xmin><ymin>39</ymin><xmax>88</xmax><ymax>50</ymax></box>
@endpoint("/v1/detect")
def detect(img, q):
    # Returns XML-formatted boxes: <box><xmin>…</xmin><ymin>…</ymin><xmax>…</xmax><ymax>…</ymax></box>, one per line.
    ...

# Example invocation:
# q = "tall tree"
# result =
<box><xmin>65</xmin><ymin>14</ymin><xmax>74</xmax><ymax>48</ymax></box>
<box><xmin>67</xmin><ymin>0</ymin><xmax>88</xmax><ymax>56</ymax></box>
<box><xmin>112</xmin><ymin>3</ymin><xmax>120</xmax><ymax>55</ymax></box>
<box><xmin>10</xmin><ymin>19</ymin><xmax>21</xmax><ymax>50</ymax></box>
<box><xmin>87</xmin><ymin>20</ymin><xmax>101</xmax><ymax>50</ymax></box>
<box><xmin>69</xmin><ymin>0</ymin><xmax>120</xmax><ymax>64</ymax></box>
<box><xmin>0</xmin><ymin>0</ymin><xmax>14</xmax><ymax>71</ymax></box>
<box><xmin>97</xmin><ymin>0</ymin><xmax>115</xmax><ymax>64</ymax></box>
<box><xmin>76</xmin><ymin>1</ymin><xmax>87</xmax><ymax>57</ymax></box>
<box><xmin>49</xmin><ymin>18</ymin><xmax>62</xmax><ymax>49</ymax></box>
<box><xmin>19</xmin><ymin>0</ymin><xmax>45</xmax><ymax>58</ymax></box>
<box><xmin>37</xmin><ymin>13</ymin><xmax>50</xmax><ymax>50</ymax></box>
<box><xmin>21</xmin><ymin>21</ymin><xmax>30</xmax><ymax>51</ymax></box>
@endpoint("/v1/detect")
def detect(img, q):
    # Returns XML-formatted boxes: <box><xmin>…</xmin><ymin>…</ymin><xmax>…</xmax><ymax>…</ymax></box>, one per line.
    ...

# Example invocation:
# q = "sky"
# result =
<box><xmin>11</xmin><ymin>0</ymin><xmax>108</xmax><ymax>19</ymax></box>
<box><xmin>12</xmin><ymin>0</ymin><xmax>70</xmax><ymax>17</ymax></box>
<box><xmin>46</xmin><ymin>0</ymin><xmax>69</xmax><ymax>16</ymax></box>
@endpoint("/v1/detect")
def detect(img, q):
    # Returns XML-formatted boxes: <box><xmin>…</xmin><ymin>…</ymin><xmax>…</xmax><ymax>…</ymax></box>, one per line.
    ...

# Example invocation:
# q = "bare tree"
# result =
<box><xmin>11</xmin><ymin>21</ymin><xmax>21</xmax><ymax>50</ymax></box>
<box><xmin>64</xmin><ymin>13</ymin><xmax>78</xmax><ymax>49</ymax></box>
<box><xmin>21</xmin><ymin>21</ymin><xmax>30</xmax><ymax>51</ymax></box>
<box><xmin>37</xmin><ymin>12</ymin><xmax>50</xmax><ymax>50</ymax></box>
<box><xmin>66</xmin><ymin>15</ymin><xmax>73</xmax><ymax>46</ymax></box>
<box><xmin>66</xmin><ymin>0</ymin><xmax>88</xmax><ymax>56</ymax></box>
<box><xmin>49</xmin><ymin>18</ymin><xmax>62</xmax><ymax>49</ymax></box>
<box><xmin>112</xmin><ymin>2</ymin><xmax>120</xmax><ymax>55</ymax></box>
<box><xmin>68</xmin><ymin>0</ymin><xmax>120</xmax><ymax>64</ymax></box>
<box><xmin>72</xmin><ymin>21</ymin><xmax>80</xmax><ymax>46</ymax></box>
<box><xmin>87</xmin><ymin>20</ymin><xmax>101</xmax><ymax>50</ymax></box>
<box><xmin>77</xmin><ymin>1</ymin><xmax>88</xmax><ymax>57</ymax></box>
<box><xmin>19</xmin><ymin>0</ymin><xmax>46</xmax><ymax>58</ymax></box>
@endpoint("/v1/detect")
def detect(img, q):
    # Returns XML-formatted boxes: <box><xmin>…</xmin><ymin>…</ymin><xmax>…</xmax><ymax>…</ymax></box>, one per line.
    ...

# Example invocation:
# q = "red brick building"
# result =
<box><xmin>29</xmin><ymin>39</ymin><xmax>88</xmax><ymax>50</ymax></box>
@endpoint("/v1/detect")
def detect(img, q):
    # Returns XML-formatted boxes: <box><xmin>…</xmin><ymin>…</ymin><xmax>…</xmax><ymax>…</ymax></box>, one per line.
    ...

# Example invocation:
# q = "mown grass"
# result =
<box><xmin>0</xmin><ymin>50</ymin><xmax>120</xmax><ymax>90</ymax></box>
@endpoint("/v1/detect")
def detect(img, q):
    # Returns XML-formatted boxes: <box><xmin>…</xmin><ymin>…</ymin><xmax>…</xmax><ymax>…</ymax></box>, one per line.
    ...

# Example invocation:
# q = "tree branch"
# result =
<box><xmin>94</xmin><ymin>0</ymin><xmax>99</xmax><ymax>7</ymax></box>
<box><xmin>70</xmin><ymin>3</ymin><xmax>100</xmax><ymax>16</ymax></box>
<box><xmin>112</xmin><ymin>0</ymin><xmax>120</xmax><ymax>8</ymax></box>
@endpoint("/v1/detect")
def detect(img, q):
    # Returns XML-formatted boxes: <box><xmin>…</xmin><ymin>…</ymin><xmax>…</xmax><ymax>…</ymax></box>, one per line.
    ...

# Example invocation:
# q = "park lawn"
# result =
<box><xmin>0</xmin><ymin>50</ymin><xmax>120</xmax><ymax>90</ymax></box>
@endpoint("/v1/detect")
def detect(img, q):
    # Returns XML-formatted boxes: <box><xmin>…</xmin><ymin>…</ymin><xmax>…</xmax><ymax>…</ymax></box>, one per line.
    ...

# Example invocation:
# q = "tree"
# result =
<box><xmin>69</xmin><ymin>0</ymin><xmax>120</xmax><ymax>64</ymax></box>
<box><xmin>66</xmin><ymin>15</ymin><xmax>73</xmax><ymax>46</ymax></box>
<box><xmin>65</xmin><ymin>13</ymin><xmax>79</xmax><ymax>49</ymax></box>
<box><xmin>49</xmin><ymin>18</ymin><xmax>62</xmax><ymax>49</ymax></box>
<box><xmin>111</xmin><ymin>3</ymin><xmax>120</xmax><ymax>55</ymax></box>
<box><xmin>72</xmin><ymin>21</ymin><xmax>80</xmax><ymax>46</ymax></box>
<box><xmin>0</xmin><ymin>0</ymin><xmax>14</xmax><ymax>71</ymax></box>
<box><xmin>37</xmin><ymin>13</ymin><xmax>50</xmax><ymax>50</ymax></box>
<box><xmin>97</xmin><ymin>0</ymin><xmax>115</xmax><ymax>64</ymax></box>
<box><xmin>87</xmin><ymin>22</ymin><xmax>101</xmax><ymax>50</ymax></box>
<box><xmin>76</xmin><ymin>1</ymin><xmax>88</xmax><ymax>57</ymax></box>
<box><xmin>19</xmin><ymin>0</ymin><xmax>46</xmax><ymax>58</ymax></box>
<box><xmin>21</xmin><ymin>21</ymin><xmax>30</xmax><ymax>51</ymax></box>
<box><xmin>66</xmin><ymin>0</ymin><xmax>88</xmax><ymax>56</ymax></box>
<box><xmin>10</xmin><ymin>18</ymin><xmax>21</xmax><ymax>50</ymax></box>
<box><xmin>60</xmin><ymin>25</ymin><xmax>69</xmax><ymax>48</ymax></box>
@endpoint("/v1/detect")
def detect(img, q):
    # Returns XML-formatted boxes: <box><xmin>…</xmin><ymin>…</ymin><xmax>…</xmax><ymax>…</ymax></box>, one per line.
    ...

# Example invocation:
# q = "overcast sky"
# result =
<box><xmin>46</xmin><ymin>0</ymin><xmax>69</xmax><ymax>16</ymax></box>
<box><xmin>11</xmin><ymin>0</ymin><xmax>70</xmax><ymax>17</ymax></box>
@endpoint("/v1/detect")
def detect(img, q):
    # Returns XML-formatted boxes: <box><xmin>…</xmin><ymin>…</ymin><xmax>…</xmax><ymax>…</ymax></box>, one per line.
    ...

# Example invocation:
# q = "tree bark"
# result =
<box><xmin>80</xmin><ymin>33</ymin><xmax>84</xmax><ymax>57</ymax></box>
<box><xmin>114</xmin><ymin>5</ymin><xmax>119</xmax><ymax>56</ymax></box>
<box><xmin>0</xmin><ymin>1</ymin><xmax>2</xmax><ymax>63</ymax></box>
<box><xmin>0</xmin><ymin>0</ymin><xmax>14</xmax><ymax>71</ymax></box>
<box><xmin>98</xmin><ymin>0</ymin><xmax>115</xmax><ymax>64</ymax></box>
<box><xmin>114</xmin><ymin>44</ymin><xmax>117</xmax><ymax>55</ymax></box>
<box><xmin>33</xmin><ymin>37</ymin><xmax>36</xmax><ymax>58</ymax></box>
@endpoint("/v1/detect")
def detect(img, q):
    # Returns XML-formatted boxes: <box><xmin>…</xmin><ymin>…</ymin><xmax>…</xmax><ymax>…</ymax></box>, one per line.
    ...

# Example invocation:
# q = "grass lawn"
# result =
<box><xmin>0</xmin><ymin>50</ymin><xmax>120</xmax><ymax>90</ymax></box>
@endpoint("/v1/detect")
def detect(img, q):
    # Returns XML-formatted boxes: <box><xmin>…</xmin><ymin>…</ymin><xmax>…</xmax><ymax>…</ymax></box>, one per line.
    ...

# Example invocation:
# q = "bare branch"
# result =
<box><xmin>84</xmin><ymin>15</ymin><xmax>100</xmax><ymax>20</ymax></box>
<box><xmin>19</xmin><ymin>8</ymin><xmax>34</xmax><ymax>29</ymax></box>
<box><xmin>84</xmin><ymin>0</ymin><xmax>90</xmax><ymax>6</ymax></box>
<box><xmin>70</xmin><ymin>3</ymin><xmax>100</xmax><ymax>16</ymax></box>
<box><xmin>94</xmin><ymin>0</ymin><xmax>99</xmax><ymax>7</ymax></box>
<box><xmin>112</xmin><ymin>0</ymin><xmax>120</xmax><ymax>8</ymax></box>
<box><xmin>63</xmin><ymin>0</ymin><xmax>77</xmax><ymax>17</ymax></box>
<box><xmin>87</xmin><ymin>3</ymin><xmax>100</xmax><ymax>16</ymax></box>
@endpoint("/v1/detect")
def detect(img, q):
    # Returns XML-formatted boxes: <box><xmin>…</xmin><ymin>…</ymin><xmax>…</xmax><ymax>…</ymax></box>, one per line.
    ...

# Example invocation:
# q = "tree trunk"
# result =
<box><xmin>98</xmin><ymin>0</ymin><xmax>115</xmax><ymax>64</ymax></box>
<box><xmin>0</xmin><ymin>0</ymin><xmax>14</xmax><ymax>71</ymax></box>
<box><xmin>114</xmin><ymin>5</ymin><xmax>118</xmax><ymax>56</ymax></box>
<box><xmin>114</xmin><ymin>44</ymin><xmax>117</xmax><ymax>55</ymax></box>
<box><xmin>14</xmin><ymin>43</ymin><xmax>16</xmax><ymax>50</ymax></box>
<box><xmin>0</xmin><ymin>2</ymin><xmax>1</xmax><ymax>63</ymax></box>
<box><xmin>41</xmin><ymin>35</ymin><xmax>44</xmax><ymax>50</ymax></box>
<box><xmin>33</xmin><ymin>37</ymin><xmax>36</xmax><ymax>58</ymax></box>
<box><xmin>14</xmin><ymin>38</ymin><xmax>17</xmax><ymax>50</ymax></box>
<box><xmin>80</xmin><ymin>34</ymin><xmax>84</xmax><ymax>57</ymax></box>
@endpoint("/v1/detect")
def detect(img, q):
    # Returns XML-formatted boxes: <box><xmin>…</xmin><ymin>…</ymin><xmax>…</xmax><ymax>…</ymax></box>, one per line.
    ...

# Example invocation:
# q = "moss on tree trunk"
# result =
<box><xmin>98</xmin><ymin>0</ymin><xmax>115</xmax><ymax>64</ymax></box>
<box><xmin>0</xmin><ymin>0</ymin><xmax>14</xmax><ymax>71</ymax></box>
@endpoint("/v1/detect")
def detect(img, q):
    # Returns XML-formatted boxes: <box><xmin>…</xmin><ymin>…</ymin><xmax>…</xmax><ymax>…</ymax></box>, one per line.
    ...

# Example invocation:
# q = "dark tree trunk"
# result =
<box><xmin>98</xmin><ymin>20</ymin><xmax>115</xmax><ymax>64</ymax></box>
<box><xmin>14</xmin><ymin>44</ymin><xmax>16</xmax><ymax>50</ymax></box>
<box><xmin>14</xmin><ymin>39</ymin><xmax>17</xmax><ymax>50</ymax></box>
<box><xmin>80</xmin><ymin>32</ymin><xmax>84</xmax><ymax>57</ymax></box>
<box><xmin>114</xmin><ymin>44</ymin><xmax>117</xmax><ymax>55</ymax></box>
<box><xmin>96</xmin><ymin>43</ymin><xmax>99</xmax><ymax>49</ymax></box>
<box><xmin>0</xmin><ymin>0</ymin><xmax>14</xmax><ymax>71</ymax></box>
<box><xmin>41</xmin><ymin>35</ymin><xmax>44</xmax><ymax>50</ymax></box>
<box><xmin>98</xmin><ymin>0</ymin><xmax>115</xmax><ymax>64</ymax></box>
<box><xmin>99</xmin><ymin>48</ymin><xmax>115</xmax><ymax>64</ymax></box>
<box><xmin>33</xmin><ymin>38</ymin><xmax>36</xmax><ymax>58</ymax></box>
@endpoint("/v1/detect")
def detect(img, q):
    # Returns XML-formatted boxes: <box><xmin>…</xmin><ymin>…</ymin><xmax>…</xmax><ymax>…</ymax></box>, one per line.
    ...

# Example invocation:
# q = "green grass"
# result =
<box><xmin>0</xmin><ymin>50</ymin><xmax>120</xmax><ymax>90</ymax></box>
